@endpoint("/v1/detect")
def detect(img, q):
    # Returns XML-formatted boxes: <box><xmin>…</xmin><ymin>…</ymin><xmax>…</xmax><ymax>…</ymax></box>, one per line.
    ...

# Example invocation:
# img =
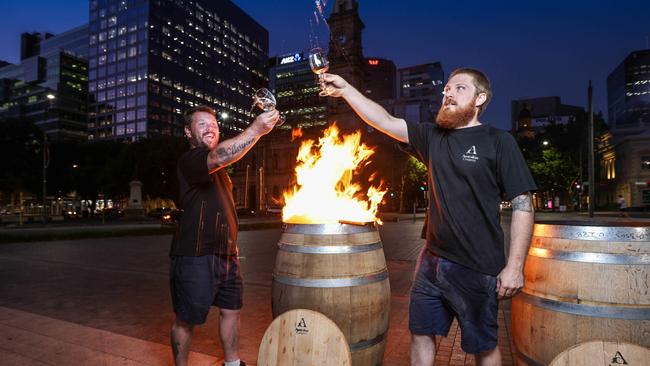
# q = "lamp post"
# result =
<box><xmin>43</xmin><ymin>93</ymin><xmax>55</xmax><ymax>224</ymax></box>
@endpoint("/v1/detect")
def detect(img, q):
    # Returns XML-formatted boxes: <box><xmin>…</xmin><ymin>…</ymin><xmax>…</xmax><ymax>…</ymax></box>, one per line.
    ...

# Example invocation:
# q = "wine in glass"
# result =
<box><xmin>308</xmin><ymin>47</ymin><xmax>329</xmax><ymax>96</ymax></box>
<box><xmin>252</xmin><ymin>88</ymin><xmax>285</xmax><ymax>126</ymax></box>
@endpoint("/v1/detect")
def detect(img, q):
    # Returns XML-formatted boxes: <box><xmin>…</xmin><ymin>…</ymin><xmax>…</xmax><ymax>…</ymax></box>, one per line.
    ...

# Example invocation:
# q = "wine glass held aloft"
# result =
<box><xmin>308</xmin><ymin>47</ymin><xmax>330</xmax><ymax>96</ymax></box>
<box><xmin>252</xmin><ymin>88</ymin><xmax>285</xmax><ymax>126</ymax></box>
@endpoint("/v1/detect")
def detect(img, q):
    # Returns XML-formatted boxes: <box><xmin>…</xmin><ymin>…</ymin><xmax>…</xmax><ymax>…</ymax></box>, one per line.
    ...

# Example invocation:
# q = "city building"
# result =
<box><xmin>326</xmin><ymin>0</ymin><xmax>367</xmax><ymax>131</ymax></box>
<box><xmin>0</xmin><ymin>26</ymin><xmax>89</xmax><ymax>141</ymax></box>
<box><xmin>511</xmin><ymin>96</ymin><xmax>585</xmax><ymax>140</ymax></box>
<box><xmin>268</xmin><ymin>50</ymin><xmax>327</xmax><ymax>129</ymax></box>
<box><xmin>364</xmin><ymin>57</ymin><xmax>396</xmax><ymax>101</ymax></box>
<box><xmin>607</xmin><ymin>49</ymin><xmax>650</xmax><ymax>133</ymax></box>
<box><xmin>602</xmin><ymin>49</ymin><xmax>650</xmax><ymax>208</ymax></box>
<box><xmin>397</xmin><ymin>62</ymin><xmax>444</xmax><ymax>123</ymax></box>
<box><xmin>87</xmin><ymin>0</ymin><xmax>268</xmax><ymax>141</ymax></box>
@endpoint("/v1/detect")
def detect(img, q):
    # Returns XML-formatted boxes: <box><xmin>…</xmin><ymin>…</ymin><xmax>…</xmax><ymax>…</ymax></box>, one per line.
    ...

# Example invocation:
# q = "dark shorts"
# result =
<box><xmin>170</xmin><ymin>254</ymin><xmax>243</xmax><ymax>325</ymax></box>
<box><xmin>409</xmin><ymin>249</ymin><xmax>498</xmax><ymax>354</ymax></box>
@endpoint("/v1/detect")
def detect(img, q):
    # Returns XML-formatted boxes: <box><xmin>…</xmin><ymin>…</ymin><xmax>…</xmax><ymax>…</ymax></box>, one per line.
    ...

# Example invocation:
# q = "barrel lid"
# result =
<box><xmin>282</xmin><ymin>222</ymin><xmax>377</xmax><ymax>235</ymax></box>
<box><xmin>258</xmin><ymin>309</ymin><xmax>351</xmax><ymax>366</ymax></box>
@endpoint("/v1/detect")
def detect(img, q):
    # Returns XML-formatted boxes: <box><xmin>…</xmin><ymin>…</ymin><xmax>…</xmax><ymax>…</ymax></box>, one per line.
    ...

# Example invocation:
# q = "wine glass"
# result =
<box><xmin>308</xmin><ymin>47</ymin><xmax>329</xmax><ymax>96</ymax></box>
<box><xmin>252</xmin><ymin>88</ymin><xmax>285</xmax><ymax>126</ymax></box>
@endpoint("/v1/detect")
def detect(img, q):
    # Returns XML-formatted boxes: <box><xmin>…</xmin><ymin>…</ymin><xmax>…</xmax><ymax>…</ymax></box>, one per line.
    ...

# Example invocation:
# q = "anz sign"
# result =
<box><xmin>280</xmin><ymin>52</ymin><xmax>303</xmax><ymax>65</ymax></box>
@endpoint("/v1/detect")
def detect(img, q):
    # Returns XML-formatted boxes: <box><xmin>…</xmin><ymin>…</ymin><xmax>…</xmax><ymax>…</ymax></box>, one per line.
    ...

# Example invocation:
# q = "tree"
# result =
<box><xmin>399</xmin><ymin>155</ymin><xmax>427</xmax><ymax>212</ymax></box>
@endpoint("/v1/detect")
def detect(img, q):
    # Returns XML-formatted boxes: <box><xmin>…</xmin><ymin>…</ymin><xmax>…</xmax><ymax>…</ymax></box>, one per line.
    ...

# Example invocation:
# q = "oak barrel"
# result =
<box><xmin>512</xmin><ymin>221</ymin><xmax>650</xmax><ymax>365</ymax></box>
<box><xmin>272</xmin><ymin>222</ymin><xmax>391</xmax><ymax>366</ymax></box>
<box><xmin>258</xmin><ymin>309</ymin><xmax>352</xmax><ymax>366</ymax></box>
<box><xmin>549</xmin><ymin>340</ymin><xmax>650</xmax><ymax>366</ymax></box>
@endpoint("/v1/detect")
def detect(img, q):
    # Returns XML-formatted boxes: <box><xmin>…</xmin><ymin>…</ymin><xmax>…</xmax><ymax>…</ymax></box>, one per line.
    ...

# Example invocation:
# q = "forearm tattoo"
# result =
<box><xmin>512</xmin><ymin>193</ymin><xmax>532</xmax><ymax>212</ymax></box>
<box><xmin>216</xmin><ymin>137</ymin><xmax>254</xmax><ymax>159</ymax></box>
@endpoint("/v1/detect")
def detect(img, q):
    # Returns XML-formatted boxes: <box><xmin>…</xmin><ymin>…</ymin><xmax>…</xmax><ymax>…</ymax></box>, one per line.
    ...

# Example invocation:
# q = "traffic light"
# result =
<box><xmin>419</xmin><ymin>181</ymin><xmax>428</xmax><ymax>191</ymax></box>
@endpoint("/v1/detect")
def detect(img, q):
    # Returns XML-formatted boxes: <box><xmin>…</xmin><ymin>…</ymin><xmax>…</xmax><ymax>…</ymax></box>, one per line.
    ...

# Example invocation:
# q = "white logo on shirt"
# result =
<box><xmin>462</xmin><ymin>145</ymin><xmax>479</xmax><ymax>162</ymax></box>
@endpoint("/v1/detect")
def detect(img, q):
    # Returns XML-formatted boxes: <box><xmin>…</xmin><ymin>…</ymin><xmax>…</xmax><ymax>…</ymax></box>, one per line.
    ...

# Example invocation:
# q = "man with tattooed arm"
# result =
<box><xmin>169</xmin><ymin>106</ymin><xmax>279</xmax><ymax>366</ymax></box>
<box><xmin>322</xmin><ymin>68</ymin><xmax>536</xmax><ymax>366</ymax></box>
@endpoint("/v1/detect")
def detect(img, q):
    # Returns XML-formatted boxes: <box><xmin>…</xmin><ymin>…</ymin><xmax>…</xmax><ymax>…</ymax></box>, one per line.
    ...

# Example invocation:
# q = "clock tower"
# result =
<box><xmin>326</xmin><ymin>0</ymin><xmax>366</xmax><ymax>131</ymax></box>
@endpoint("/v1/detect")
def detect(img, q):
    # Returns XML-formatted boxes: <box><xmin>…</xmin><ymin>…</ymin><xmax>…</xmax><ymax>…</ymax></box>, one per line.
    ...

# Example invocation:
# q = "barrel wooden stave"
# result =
<box><xmin>549</xmin><ymin>340</ymin><xmax>650</xmax><ymax>366</ymax></box>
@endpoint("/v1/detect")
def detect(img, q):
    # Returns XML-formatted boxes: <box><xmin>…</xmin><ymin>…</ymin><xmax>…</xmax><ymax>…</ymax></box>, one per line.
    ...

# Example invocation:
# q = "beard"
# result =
<box><xmin>435</xmin><ymin>99</ymin><xmax>478</xmax><ymax>129</ymax></box>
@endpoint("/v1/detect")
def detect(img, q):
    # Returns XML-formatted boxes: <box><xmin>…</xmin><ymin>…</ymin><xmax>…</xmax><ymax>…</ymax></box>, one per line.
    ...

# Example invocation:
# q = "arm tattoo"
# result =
<box><xmin>216</xmin><ymin>137</ymin><xmax>255</xmax><ymax>159</ymax></box>
<box><xmin>511</xmin><ymin>193</ymin><xmax>533</xmax><ymax>212</ymax></box>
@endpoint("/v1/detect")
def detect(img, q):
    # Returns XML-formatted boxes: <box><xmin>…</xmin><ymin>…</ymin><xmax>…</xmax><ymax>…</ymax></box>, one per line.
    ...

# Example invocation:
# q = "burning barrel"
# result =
<box><xmin>272</xmin><ymin>222</ymin><xmax>391</xmax><ymax>366</ymax></box>
<box><xmin>512</xmin><ymin>221</ymin><xmax>650</xmax><ymax>365</ymax></box>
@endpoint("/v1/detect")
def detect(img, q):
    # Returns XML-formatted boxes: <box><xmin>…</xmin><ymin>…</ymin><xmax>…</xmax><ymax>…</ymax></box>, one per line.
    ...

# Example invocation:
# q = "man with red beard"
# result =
<box><xmin>322</xmin><ymin>69</ymin><xmax>536</xmax><ymax>366</ymax></box>
<box><xmin>170</xmin><ymin>106</ymin><xmax>279</xmax><ymax>366</ymax></box>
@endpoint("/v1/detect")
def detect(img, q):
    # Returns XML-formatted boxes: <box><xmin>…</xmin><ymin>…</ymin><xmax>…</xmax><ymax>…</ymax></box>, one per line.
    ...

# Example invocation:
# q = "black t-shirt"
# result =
<box><xmin>407</xmin><ymin>122</ymin><xmax>537</xmax><ymax>275</ymax></box>
<box><xmin>170</xmin><ymin>147</ymin><xmax>238</xmax><ymax>256</ymax></box>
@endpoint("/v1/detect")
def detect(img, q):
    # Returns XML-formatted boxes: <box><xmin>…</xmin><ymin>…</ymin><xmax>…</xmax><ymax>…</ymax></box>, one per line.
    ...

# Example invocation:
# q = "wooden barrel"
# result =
<box><xmin>272</xmin><ymin>223</ymin><xmax>391</xmax><ymax>366</ymax></box>
<box><xmin>512</xmin><ymin>221</ymin><xmax>650</xmax><ymax>366</ymax></box>
<box><xmin>258</xmin><ymin>309</ymin><xmax>352</xmax><ymax>366</ymax></box>
<box><xmin>549</xmin><ymin>340</ymin><xmax>650</xmax><ymax>366</ymax></box>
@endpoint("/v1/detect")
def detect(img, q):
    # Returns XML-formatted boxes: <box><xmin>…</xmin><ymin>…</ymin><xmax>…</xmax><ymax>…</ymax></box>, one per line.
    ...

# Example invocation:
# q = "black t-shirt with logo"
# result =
<box><xmin>170</xmin><ymin>147</ymin><xmax>238</xmax><ymax>257</ymax></box>
<box><xmin>407</xmin><ymin>122</ymin><xmax>537</xmax><ymax>275</ymax></box>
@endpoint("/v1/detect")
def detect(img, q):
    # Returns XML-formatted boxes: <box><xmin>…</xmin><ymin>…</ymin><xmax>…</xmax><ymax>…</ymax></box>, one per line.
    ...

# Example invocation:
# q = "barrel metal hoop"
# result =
<box><xmin>278</xmin><ymin>241</ymin><xmax>383</xmax><ymax>254</ymax></box>
<box><xmin>518</xmin><ymin>291</ymin><xmax>650</xmax><ymax>320</ymax></box>
<box><xmin>348</xmin><ymin>332</ymin><xmax>386</xmax><ymax>351</ymax></box>
<box><xmin>273</xmin><ymin>270</ymin><xmax>389</xmax><ymax>288</ymax></box>
<box><xmin>514</xmin><ymin>349</ymin><xmax>544</xmax><ymax>366</ymax></box>
<box><xmin>534</xmin><ymin>224</ymin><xmax>650</xmax><ymax>242</ymax></box>
<box><xmin>528</xmin><ymin>247</ymin><xmax>650</xmax><ymax>265</ymax></box>
<box><xmin>283</xmin><ymin>223</ymin><xmax>377</xmax><ymax>235</ymax></box>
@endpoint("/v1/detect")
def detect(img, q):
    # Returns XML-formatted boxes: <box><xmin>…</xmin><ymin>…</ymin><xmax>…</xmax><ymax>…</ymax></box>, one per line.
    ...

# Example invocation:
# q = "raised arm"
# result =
<box><xmin>496</xmin><ymin>192</ymin><xmax>535</xmax><ymax>299</ymax></box>
<box><xmin>207</xmin><ymin>110</ymin><xmax>279</xmax><ymax>173</ymax></box>
<box><xmin>322</xmin><ymin>73</ymin><xmax>409</xmax><ymax>143</ymax></box>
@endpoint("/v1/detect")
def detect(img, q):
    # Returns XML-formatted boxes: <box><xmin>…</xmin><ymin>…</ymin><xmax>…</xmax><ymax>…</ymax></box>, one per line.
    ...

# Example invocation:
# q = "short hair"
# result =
<box><xmin>449</xmin><ymin>68</ymin><xmax>492</xmax><ymax>115</ymax></box>
<box><xmin>183</xmin><ymin>105</ymin><xmax>216</xmax><ymax>126</ymax></box>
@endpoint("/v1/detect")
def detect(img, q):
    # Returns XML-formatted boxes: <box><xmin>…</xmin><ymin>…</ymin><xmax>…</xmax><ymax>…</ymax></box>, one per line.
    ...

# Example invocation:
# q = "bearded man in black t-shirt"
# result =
<box><xmin>169</xmin><ymin>105</ymin><xmax>279</xmax><ymax>366</ymax></box>
<box><xmin>322</xmin><ymin>69</ymin><xmax>536</xmax><ymax>366</ymax></box>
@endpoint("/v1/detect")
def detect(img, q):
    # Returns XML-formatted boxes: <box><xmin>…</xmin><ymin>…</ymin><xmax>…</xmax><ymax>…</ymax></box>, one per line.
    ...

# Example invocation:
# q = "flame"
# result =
<box><xmin>291</xmin><ymin>127</ymin><xmax>303</xmax><ymax>141</ymax></box>
<box><xmin>283</xmin><ymin>124</ymin><xmax>386</xmax><ymax>224</ymax></box>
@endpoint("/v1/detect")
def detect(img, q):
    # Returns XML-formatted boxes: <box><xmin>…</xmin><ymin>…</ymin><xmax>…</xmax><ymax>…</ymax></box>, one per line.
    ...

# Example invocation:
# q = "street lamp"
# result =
<box><xmin>43</xmin><ymin>93</ymin><xmax>55</xmax><ymax>225</ymax></box>
<box><xmin>542</xmin><ymin>140</ymin><xmax>549</xmax><ymax>146</ymax></box>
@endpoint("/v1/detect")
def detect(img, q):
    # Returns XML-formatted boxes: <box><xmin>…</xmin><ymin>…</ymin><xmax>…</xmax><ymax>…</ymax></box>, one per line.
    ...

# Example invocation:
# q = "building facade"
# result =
<box><xmin>607</xmin><ymin>49</ymin><xmax>650</xmax><ymax>132</ymax></box>
<box><xmin>87</xmin><ymin>0</ymin><xmax>268</xmax><ymax>141</ymax></box>
<box><xmin>0</xmin><ymin>26</ymin><xmax>89</xmax><ymax>141</ymax></box>
<box><xmin>364</xmin><ymin>57</ymin><xmax>396</xmax><ymax>101</ymax></box>
<box><xmin>511</xmin><ymin>96</ymin><xmax>585</xmax><ymax>140</ymax></box>
<box><xmin>269</xmin><ymin>51</ymin><xmax>327</xmax><ymax>129</ymax></box>
<box><xmin>397</xmin><ymin>62</ymin><xmax>444</xmax><ymax>123</ymax></box>
<box><xmin>604</xmin><ymin>49</ymin><xmax>650</xmax><ymax>208</ymax></box>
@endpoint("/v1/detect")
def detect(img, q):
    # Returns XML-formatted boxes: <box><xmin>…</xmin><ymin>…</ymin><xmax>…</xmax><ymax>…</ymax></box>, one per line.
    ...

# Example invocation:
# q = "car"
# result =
<box><xmin>161</xmin><ymin>209</ymin><xmax>182</xmax><ymax>225</ymax></box>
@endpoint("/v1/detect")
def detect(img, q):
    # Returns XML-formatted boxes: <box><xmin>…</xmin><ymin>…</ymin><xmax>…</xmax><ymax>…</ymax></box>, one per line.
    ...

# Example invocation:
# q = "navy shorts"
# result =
<box><xmin>170</xmin><ymin>254</ymin><xmax>243</xmax><ymax>325</ymax></box>
<box><xmin>409</xmin><ymin>249</ymin><xmax>498</xmax><ymax>354</ymax></box>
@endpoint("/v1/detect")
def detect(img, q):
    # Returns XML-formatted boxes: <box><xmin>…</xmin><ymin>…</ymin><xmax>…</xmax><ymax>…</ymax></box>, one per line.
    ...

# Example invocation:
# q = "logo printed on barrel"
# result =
<box><xmin>295</xmin><ymin>317</ymin><xmax>309</xmax><ymax>335</ymax></box>
<box><xmin>610</xmin><ymin>351</ymin><xmax>628</xmax><ymax>365</ymax></box>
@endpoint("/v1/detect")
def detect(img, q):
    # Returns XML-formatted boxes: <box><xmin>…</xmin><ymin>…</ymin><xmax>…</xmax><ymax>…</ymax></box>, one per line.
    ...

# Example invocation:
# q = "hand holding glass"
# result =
<box><xmin>308</xmin><ymin>48</ymin><xmax>329</xmax><ymax>96</ymax></box>
<box><xmin>252</xmin><ymin>88</ymin><xmax>285</xmax><ymax>126</ymax></box>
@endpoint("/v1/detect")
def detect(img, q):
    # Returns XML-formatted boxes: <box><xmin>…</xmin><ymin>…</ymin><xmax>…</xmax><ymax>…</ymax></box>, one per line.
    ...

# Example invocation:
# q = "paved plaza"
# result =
<box><xmin>5</xmin><ymin>212</ymin><xmax>643</xmax><ymax>365</ymax></box>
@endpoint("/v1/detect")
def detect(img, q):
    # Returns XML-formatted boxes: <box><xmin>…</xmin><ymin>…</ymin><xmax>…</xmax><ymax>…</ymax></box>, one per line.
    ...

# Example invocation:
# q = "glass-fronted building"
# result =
<box><xmin>87</xmin><ymin>0</ymin><xmax>268</xmax><ymax>141</ymax></box>
<box><xmin>269</xmin><ymin>51</ymin><xmax>326</xmax><ymax>129</ymax></box>
<box><xmin>0</xmin><ymin>26</ymin><xmax>89</xmax><ymax>141</ymax></box>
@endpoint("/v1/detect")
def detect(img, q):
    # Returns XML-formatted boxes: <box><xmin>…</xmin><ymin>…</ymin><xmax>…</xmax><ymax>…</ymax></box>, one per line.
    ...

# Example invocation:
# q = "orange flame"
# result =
<box><xmin>291</xmin><ymin>127</ymin><xmax>303</xmax><ymax>141</ymax></box>
<box><xmin>283</xmin><ymin>124</ymin><xmax>386</xmax><ymax>224</ymax></box>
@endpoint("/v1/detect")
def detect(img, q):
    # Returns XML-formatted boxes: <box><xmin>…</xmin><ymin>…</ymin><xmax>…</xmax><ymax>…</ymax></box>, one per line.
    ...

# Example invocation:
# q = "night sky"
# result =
<box><xmin>2</xmin><ymin>0</ymin><xmax>649</xmax><ymax>131</ymax></box>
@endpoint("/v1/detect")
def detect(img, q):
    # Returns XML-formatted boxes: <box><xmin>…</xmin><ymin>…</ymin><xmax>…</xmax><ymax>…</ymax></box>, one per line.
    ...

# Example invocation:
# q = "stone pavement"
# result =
<box><xmin>0</xmin><ymin>219</ymin><xmax>520</xmax><ymax>365</ymax></box>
